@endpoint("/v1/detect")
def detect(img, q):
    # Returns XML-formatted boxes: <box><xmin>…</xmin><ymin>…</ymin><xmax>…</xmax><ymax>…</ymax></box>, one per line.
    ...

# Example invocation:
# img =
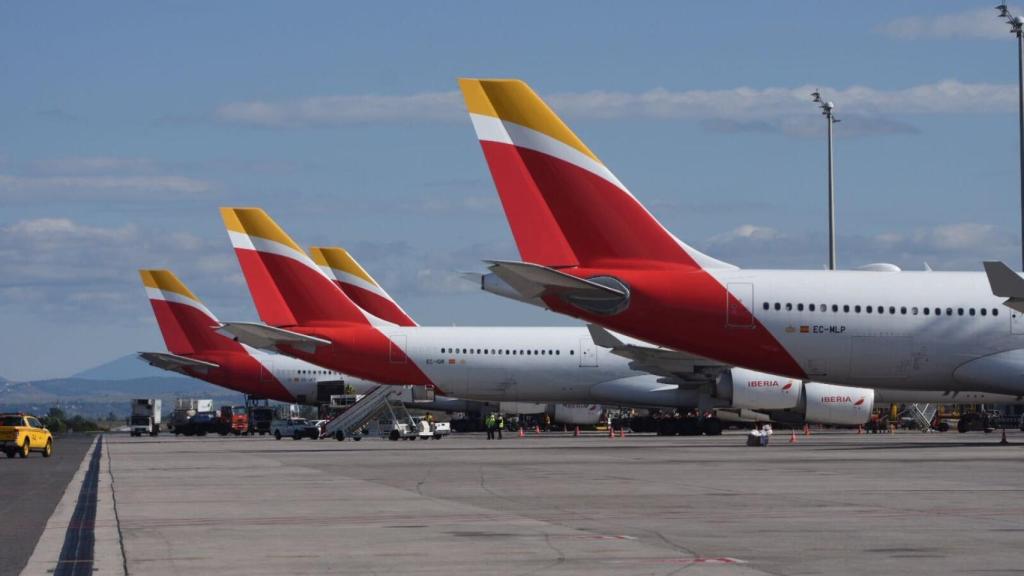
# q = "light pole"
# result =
<box><xmin>996</xmin><ymin>4</ymin><xmax>1024</xmax><ymax>271</ymax></box>
<box><xmin>811</xmin><ymin>90</ymin><xmax>839</xmax><ymax>271</ymax></box>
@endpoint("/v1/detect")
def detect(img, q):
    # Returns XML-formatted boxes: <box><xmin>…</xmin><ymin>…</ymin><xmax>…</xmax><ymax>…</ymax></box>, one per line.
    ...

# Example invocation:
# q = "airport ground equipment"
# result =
<box><xmin>129</xmin><ymin>398</ymin><xmax>162</xmax><ymax>437</ymax></box>
<box><xmin>271</xmin><ymin>417</ymin><xmax>320</xmax><ymax>440</ymax></box>
<box><xmin>216</xmin><ymin>406</ymin><xmax>248</xmax><ymax>436</ymax></box>
<box><xmin>168</xmin><ymin>398</ymin><xmax>213</xmax><ymax>434</ymax></box>
<box><xmin>245</xmin><ymin>397</ymin><xmax>273</xmax><ymax>435</ymax></box>
<box><xmin>323</xmin><ymin>384</ymin><xmax>418</xmax><ymax>441</ymax></box>
<box><xmin>175</xmin><ymin>412</ymin><xmax>218</xmax><ymax>436</ymax></box>
<box><xmin>906</xmin><ymin>404</ymin><xmax>937</xmax><ymax>432</ymax></box>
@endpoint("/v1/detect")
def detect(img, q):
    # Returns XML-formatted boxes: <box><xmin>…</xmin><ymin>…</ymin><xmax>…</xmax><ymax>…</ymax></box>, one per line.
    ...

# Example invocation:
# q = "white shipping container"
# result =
<box><xmin>196</xmin><ymin>399</ymin><xmax>213</xmax><ymax>413</ymax></box>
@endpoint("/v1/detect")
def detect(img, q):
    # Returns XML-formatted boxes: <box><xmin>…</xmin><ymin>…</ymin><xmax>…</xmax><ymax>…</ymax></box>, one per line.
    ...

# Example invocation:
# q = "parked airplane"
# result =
<box><xmin>217</xmin><ymin>209</ymin><xmax>1005</xmax><ymax>431</ymax></box>
<box><xmin>139</xmin><ymin>269</ymin><xmax>370</xmax><ymax>404</ymax></box>
<box><xmin>460</xmin><ymin>77</ymin><xmax>1024</xmax><ymax>397</ymax></box>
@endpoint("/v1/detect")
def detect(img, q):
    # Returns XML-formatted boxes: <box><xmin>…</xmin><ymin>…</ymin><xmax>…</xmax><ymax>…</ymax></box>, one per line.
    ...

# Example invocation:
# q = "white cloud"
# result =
<box><xmin>877</xmin><ymin>9</ymin><xmax>1006</xmax><ymax>40</ymax></box>
<box><xmin>0</xmin><ymin>155</ymin><xmax>214</xmax><ymax>202</ymax></box>
<box><xmin>699</xmin><ymin>221</ymin><xmax>1016</xmax><ymax>270</ymax></box>
<box><xmin>214</xmin><ymin>80</ymin><xmax>1017</xmax><ymax>137</ymax></box>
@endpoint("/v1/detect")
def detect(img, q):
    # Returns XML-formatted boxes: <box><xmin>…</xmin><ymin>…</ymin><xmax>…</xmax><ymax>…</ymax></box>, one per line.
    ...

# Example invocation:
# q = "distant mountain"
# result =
<box><xmin>0</xmin><ymin>375</ymin><xmax>242</xmax><ymax>419</ymax></box>
<box><xmin>72</xmin><ymin>354</ymin><xmax>187</xmax><ymax>381</ymax></box>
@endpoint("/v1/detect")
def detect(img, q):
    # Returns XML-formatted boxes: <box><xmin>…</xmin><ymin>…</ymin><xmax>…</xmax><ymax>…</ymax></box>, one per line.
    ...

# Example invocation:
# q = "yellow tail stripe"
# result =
<box><xmin>220</xmin><ymin>207</ymin><xmax>304</xmax><ymax>253</ymax></box>
<box><xmin>139</xmin><ymin>269</ymin><xmax>200</xmax><ymax>301</ymax></box>
<box><xmin>310</xmin><ymin>246</ymin><xmax>377</xmax><ymax>286</ymax></box>
<box><xmin>458</xmin><ymin>78</ymin><xmax>600</xmax><ymax>164</ymax></box>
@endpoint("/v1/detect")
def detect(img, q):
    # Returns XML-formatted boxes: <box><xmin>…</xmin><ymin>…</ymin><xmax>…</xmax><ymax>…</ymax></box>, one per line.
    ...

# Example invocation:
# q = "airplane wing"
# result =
<box><xmin>486</xmin><ymin>260</ymin><xmax>629</xmax><ymax>313</ymax></box>
<box><xmin>983</xmin><ymin>261</ymin><xmax>1024</xmax><ymax>313</ymax></box>
<box><xmin>138</xmin><ymin>352</ymin><xmax>219</xmax><ymax>375</ymax></box>
<box><xmin>587</xmin><ymin>324</ymin><xmax>727</xmax><ymax>383</ymax></box>
<box><xmin>216</xmin><ymin>322</ymin><xmax>331</xmax><ymax>354</ymax></box>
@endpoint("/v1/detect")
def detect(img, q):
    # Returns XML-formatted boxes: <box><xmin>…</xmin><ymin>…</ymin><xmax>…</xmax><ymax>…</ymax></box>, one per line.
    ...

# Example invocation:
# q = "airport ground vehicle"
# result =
<box><xmin>129</xmin><ymin>398</ymin><xmax>162</xmax><ymax>437</ymax></box>
<box><xmin>217</xmin><ymin>406</ymin><xmax>248</xmax><ymax>436</ymax></box>
<box><xmin>248</xmin><ymin>406</ymin><xmax>274</xmax><ymax>436</ymax></box>
<box><xmin>168</xmin><ymin>398</ymin><xmax>213</xmax><ymax>435</ymax></box>
<box><xmin>459</xmin><ymin>77</ymin><xmax>1024</xmax><ymax>398</ymax></box>
<box><xmin>175</xmin><ymin>411</ymin><xmax>218</xmax><ymax>436</ymax></box>
<box><xmin>0</xmin><ymin>413</ymin><xmax>52</xmax><ymax>458</ymax></box>
<box><xmin>272</xmin><ymin>417</ymin><xmax>319</xmax><ymax>440</ymax></box>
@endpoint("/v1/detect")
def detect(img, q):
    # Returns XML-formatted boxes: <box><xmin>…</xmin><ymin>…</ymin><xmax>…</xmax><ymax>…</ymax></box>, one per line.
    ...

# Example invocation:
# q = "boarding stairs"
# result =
<box><xmin>906</xmin><ymin>403</ymin><xmax>937</xmax><ymax>431</ymax></box>
<box><xmin>322</xmin><ymin>385</ymin><xmax>415</xmax><ymax>440</ymax></box>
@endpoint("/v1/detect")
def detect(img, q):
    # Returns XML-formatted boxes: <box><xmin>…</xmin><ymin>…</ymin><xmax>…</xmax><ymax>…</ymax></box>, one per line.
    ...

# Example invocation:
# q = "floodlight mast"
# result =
<box><xmin>996</xmin><ymin>4</ymin><xmax>1024</xmax><ymax>270</ymax></box>
<box><xmin>811</xmin><ymin>90</ymin><xmax>840</xmax><ymax>271</ymax></box>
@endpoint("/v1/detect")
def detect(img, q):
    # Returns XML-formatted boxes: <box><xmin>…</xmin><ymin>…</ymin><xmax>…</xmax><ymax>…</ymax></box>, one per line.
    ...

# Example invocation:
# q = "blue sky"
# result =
<box><xmin>2</xmin><ymin>1</ymin><xmax>1023</xmax><ymax>380</ymax></box>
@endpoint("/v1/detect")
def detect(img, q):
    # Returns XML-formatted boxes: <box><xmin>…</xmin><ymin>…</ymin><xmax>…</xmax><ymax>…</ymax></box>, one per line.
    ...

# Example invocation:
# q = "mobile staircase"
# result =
<box><xmin>906</xmin><ymin>403</ymin><xmax>937</xmax><ymax>431</ymax></box>
<box><xmin>322</xmin><ymin>385</ymin><xmax>416</xmax><ymax>441</ymax></box>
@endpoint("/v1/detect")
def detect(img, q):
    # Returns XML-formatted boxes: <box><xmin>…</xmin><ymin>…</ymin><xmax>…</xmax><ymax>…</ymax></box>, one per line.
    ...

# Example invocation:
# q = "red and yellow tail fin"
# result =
<box><xmin>309</xmin><ymin>246</ymin><xmax>418</xmax><ymax>327</ymax></box>
<box><xmin>139</xmin><ymin>269</ymin><xmax>238</xmax><ymax>355</ymax></box>
<box><xmin>220</xmin><ymin>208</ymin><xmax>373</xmax><ymax>327</ymax></box>
<box><xmin>460</xmin><ymin>78</ymin><xmax>728</xmax><ymax>269</ymax></box>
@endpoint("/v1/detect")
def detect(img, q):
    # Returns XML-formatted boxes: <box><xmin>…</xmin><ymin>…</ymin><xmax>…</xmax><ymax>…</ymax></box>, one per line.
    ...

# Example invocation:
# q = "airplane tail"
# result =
<box><xmin>309</xmin><ymin>246</ymin><xmax>418</xmax><ymax>327</ymax></box>
<box><xmin>220</xmin><ymin>207</ymin><xmax>373</xmax><ymax>327</ymax></box>
<box><xmin>459</xmin><ymin>78</ymin><xmax>732</xmax><ymax>270</ymax></box>
<box><xmin>139</xmin><ymin>269</ymin><xmax>239</xmax><ymax>355</ymax></box>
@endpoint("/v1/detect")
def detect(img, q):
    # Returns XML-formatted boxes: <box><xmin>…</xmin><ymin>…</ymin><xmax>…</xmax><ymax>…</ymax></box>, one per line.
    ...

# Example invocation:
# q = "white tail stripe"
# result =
<box><xmin>145</xmin><ymin>287</ymin><xmax>218</xmax><ymax>321</ymax></box>
<box><xmin>228</xmin><ymin>231</ymin><xmax>398</xmax><ymax>329</ymax></box>
<box><xmin>469</xmin><ymin>113</ymin><xmax>628</xmax><ymax>194</ymax></box>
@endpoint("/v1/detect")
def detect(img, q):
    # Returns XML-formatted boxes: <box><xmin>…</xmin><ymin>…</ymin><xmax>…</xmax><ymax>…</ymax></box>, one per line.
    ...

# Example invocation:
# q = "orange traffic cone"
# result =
<box><xmin>803</xmin><ymin>423</ymin><xmax>811</xmax><ymax>436</ymax></box>
<box><xmin>574</xmin><ymin>426</ymin><xmax>580</xmax><ymax>437</ymax></box>
<box><xmin>619</xmin><ymin>428</ymin><xmax>625</xmax><ymax>438</ymax></box>
<box><xmin>608</xmin><ymin>426</ymin><xmax>615</xmax><ymax>438</ymax></box>
<box><xmin>535</xmin><ymin>425</ymin><xmax>542</xmax><ymax>435</ymax></box>
<box><xmin>518</xmin><ymin>427</ymin><xmax>525</xmax><ymax>438</ymax></box>
<box><xmin>1001</xmin><ymin>428</ymin><xmax>1009</xmax><ymax>445</ymax></box>
<box><xmin>789</xmin><ymin>430</ymin><xmax>798</xmax><ymax>444</ymax></box>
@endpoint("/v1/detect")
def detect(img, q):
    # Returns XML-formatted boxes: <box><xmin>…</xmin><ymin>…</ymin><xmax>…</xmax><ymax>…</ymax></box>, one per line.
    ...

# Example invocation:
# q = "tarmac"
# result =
<box><xmin>15</xmin><ymin>429</ymin><xmax>1024</xmax><ymax>576</ymax></box>
<box><xmin>0</xmin><ymin>434</ymin><xmax>94</xmax><ymax>576</ymax></box>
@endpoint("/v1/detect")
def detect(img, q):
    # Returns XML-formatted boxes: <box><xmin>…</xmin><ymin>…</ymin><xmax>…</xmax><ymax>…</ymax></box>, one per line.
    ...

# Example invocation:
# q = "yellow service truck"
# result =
<box><xmin>0</xmin><ymin>413</ymin><xmax>53</xmax><ymax>458</ymax></box>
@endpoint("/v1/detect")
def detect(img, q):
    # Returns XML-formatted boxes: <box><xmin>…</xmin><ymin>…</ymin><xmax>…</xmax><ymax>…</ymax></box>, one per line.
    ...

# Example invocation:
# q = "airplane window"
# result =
<box><xmin>570</xmin><ymin>350</ymin><xmax>575</xmax><ymax>355</ymax></box>
<box><xmin>957</xmin><ymin>308</ymin><xmax>964</xmax><ymax>316</ymax></box>
<box><xmin>923</xmin><ymin>308</ymin><xmax>930</xmax><ymax>316</ymax></box>
<box><xmin>820</xmin><ymin>303</ymin><xmax>826</xmax><ymax>311</ymax></box>
<box><xmin>946</xmin><ymin>308</ymin><xmax>953</xmax><ymax>316</ymax></box>
<box><xmin>797</xmin><ymin>303</ymin><xmax>804</xmax><ymax>311</ymax></box>
<box><xmin>843</xmin><ymin>305</ymin><xmax>850</xmax><ymax>313</ymax></box>
<box><xmin>774</xmin><ymin>303</ymin><xmax>781</xmax><ymax>311</ymax></box>
<box><xmin>981</xmin><ymin>308</ymin><xmax>988</xmax><ymax>316</ymax></box>
<box><xmin>912</xmin><ymin>307</ymin><xmax>919</xmax><ymax>315</ymax></box>
<box><xmin>855</xmin><ymin>305</ymin><xmax>861</xmax><ymax>313</ymax></box>
<box><xmin>441</xmin><ymin>348</ymin><xmax>445</xmax><ymax>353</ymax></box>
<box><xmin>969</xmin><ymin>308</ymin><xmax>976</xmax><ymax>316</ymax></box>
<box><xmin>527</xmin><ymin>350</ymin><xmax>532</xmax><ymax>355</ymax></box>
<box><xmin>763</xmin><ymin>302</ymin><xmax>769</xmax><ymax>311</ymax></box>
<box><xmin>832</xmin><ymin>305</ymin><xmax>838</xmax><ymax>312</ymax></box>
<box><xmin>933</xmin><ymin>308</ymin><xmax>940</xmax><ymax>316</ymax></box>
<box><xmin>889</xmin><ymin>306</ymin><xmax>895</xmax><ymax>314</ymax></box>
<box><xmin>463</xmin><ymin>349</ymin><xmax>467</xmax><ymax>354</ymax></box>
<box><xmin>901</xmin><ymin>307</ymin><xmax>907</xmax><ymax>314</ymax></box>
<box><xmin>866</xmin><ymin>306</ymin><xmax>872</xmax><ymax>313</ymax></box>
<box><xmin>785</xmin><ymin>303</ymin><xmax>792</xmax><ymax>311</ymax></box>
<box><xmin>556</xmin><ymin>350</ymin><xmax>560</xmax><ymax>355</ymax></box>
<box><xmin>808</xmin><ymin>304</ymin><xmax>815</xmax><ymax>312</ymax></box>
<box><xmin>993</xmin><ymin>308</ymin><xmax>1000</xmax><ymax>316</ymax></box>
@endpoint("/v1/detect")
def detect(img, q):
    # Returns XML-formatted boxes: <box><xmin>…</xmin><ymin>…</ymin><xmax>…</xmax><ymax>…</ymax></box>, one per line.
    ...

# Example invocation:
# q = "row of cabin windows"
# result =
<box><xmin>297</xmin><ymin>369</ymin><xmax>339</xmax><ymax>375</ymax></box>
<box><xmin>761</xmin><ymin>301</ymin><xmax>1000</xmax><ymax>317</ymax></box>
<box><xmin>441</xmin><ymin>347</ymin><xmax>573</xmax><ymax>356</ymax></box>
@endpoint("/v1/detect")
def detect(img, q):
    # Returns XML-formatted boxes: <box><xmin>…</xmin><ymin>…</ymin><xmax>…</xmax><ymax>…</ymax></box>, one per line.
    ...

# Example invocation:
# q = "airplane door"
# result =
<box><xmin>389</xmin><ymin>335</ymin><xmax>408</xmax><ymax>363</ymax></box>
<box><xmin>726</xmin><ymin>283</ymin><xmax>755</xmax><ymax>328</ymax></box>
<box><xmin>1012</xmin><ymin>310</ymin><xmax>1024</xmax><ymax>335</ymax></box>
<box><xmin>578</xmin><ymin>338</ymin><xmax>598</xmax><ymax>367</ymax></box>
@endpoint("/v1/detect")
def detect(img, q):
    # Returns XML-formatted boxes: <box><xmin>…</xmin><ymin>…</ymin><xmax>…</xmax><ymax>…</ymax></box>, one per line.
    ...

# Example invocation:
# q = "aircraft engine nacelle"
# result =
<box><xmin>717</xmin><ymin>368</ymin><xmax>802</xmax><ymax>410</ymax></box>
<box><xmin>551</xmin><ymin>404</ymin><xmax>604</xmax><ymax>426</ymax></box>
<box><xmin>803</xmin><ymin>382</ymin><xmax>874</xmax><ymax>426</ymax></box>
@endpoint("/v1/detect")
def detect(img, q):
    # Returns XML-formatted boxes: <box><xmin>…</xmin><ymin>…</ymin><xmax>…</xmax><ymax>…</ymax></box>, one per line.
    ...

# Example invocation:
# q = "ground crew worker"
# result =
<box><xmin>424</xmin><ymin>412</ymin><xmax>435</xmax><ymax>432</ymax></box>
<box><xmin>496</xmin><ymin>414</ymin><xmax>505</xmax><ymax>440</ymax></box>
<box><xmin>485</xmin><ymin>413</ymin><xmax>496</xmax><ymax>440</ymax></box>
